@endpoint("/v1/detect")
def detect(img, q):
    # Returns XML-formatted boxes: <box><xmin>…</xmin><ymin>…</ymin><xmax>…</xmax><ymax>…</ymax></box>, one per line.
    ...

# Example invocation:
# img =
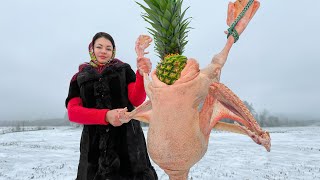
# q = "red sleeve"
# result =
<box><xmin>67</xmin><ymin>97</ymin><xmax>109</xmax><ymax>125</ymax></box>
<box><xmin>128</xmin><ymin>71</ymin><xmax>146</xmax><ymax>106</ymax></box>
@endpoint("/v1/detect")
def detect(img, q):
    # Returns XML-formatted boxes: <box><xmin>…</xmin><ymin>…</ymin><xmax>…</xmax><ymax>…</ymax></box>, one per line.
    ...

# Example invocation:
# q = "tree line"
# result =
<box><xmin>0</xmin><ymin>101</ymin><xmax>318</xmax><ymax>127</ymax></box>
<box><xmin>220</xmin><ymin>101</ymin><xmax>319</xmax><ymax>127</ymax></box>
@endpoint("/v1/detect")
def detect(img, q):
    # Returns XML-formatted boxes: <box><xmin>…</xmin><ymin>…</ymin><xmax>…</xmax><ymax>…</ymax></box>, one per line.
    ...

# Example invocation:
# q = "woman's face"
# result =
<box><xmin>93</xmin><ymin>37</ymin><xmax>114</xmax><ymax>64</ymax></box>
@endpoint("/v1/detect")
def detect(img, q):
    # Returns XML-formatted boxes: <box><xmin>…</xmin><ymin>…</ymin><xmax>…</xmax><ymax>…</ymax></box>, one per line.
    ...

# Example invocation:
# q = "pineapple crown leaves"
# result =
<box><xmin>136</xmin><ymin>0</ymin><xmax>192</xmax><ymax>60</ymax></box>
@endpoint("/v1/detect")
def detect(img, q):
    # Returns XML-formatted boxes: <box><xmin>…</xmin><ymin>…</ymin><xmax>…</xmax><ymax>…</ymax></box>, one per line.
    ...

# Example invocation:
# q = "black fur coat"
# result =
<box><xmin>66</xmin><ymin>59</ymin><xmax>157</xmax><ymax>180</ymax></box>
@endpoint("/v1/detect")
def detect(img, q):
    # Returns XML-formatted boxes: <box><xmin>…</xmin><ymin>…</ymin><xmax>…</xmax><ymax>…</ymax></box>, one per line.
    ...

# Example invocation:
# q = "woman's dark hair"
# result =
<box><xmin>92</xmin><ymin>32</ymin><xmax>115</xmax><ymax>49</ymax></box>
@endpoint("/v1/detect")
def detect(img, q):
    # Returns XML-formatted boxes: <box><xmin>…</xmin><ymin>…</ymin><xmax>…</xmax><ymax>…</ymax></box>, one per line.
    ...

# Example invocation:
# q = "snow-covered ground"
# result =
<box><xmin>0</xmin><ymin>126</ymin><xmax>319</xmax><ymax>180</ymax></box>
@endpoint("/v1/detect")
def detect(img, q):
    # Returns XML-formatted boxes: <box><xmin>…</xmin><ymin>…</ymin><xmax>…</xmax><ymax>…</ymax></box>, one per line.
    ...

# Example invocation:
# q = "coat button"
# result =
<box><xmin>106</xmin><ymin>128</ymin><xmax>109</xmax><ymax>132</ymax></box>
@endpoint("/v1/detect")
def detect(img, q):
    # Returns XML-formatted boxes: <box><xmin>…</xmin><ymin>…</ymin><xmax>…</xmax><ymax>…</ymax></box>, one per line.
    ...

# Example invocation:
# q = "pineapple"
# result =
<box><xmin>137</xmin><ymin>0</ymin><xmax>191</xmax><ymax>85</ymax></box>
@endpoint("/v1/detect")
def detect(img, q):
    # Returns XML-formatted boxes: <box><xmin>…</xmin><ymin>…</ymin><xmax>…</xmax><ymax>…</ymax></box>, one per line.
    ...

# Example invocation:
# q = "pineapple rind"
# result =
<box><xmin>156</xmin><ymin>54</ymin><xmax>187</xmax><ymax>85</ymax></box>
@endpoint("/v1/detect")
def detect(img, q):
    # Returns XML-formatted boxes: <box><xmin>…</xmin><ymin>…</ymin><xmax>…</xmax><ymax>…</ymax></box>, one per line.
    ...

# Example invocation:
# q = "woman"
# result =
<box><xmin>65</xmin><ymin>32</ymin><xmax>158</xmax><ymax>180</ymax></box>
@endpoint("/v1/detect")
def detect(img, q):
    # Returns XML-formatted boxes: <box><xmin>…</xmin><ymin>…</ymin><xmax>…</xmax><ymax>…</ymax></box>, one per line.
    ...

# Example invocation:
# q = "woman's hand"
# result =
<box><xmin>137</xmin><ymin>57</ymin><xmax>152</xmax><ymax>76</ymax></box>
<box><xmin>225</xmin><ymin>0</ymin><xmax>260</xmax><ymax>36</ymax></box>
<box><xmin>106</xmin><ymin>109</ymin><xmax>125</xmax><ymax>127</ymax></box>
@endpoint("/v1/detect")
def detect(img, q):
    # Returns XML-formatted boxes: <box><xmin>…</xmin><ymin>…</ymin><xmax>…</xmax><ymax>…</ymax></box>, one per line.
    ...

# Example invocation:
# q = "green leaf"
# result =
<box><xmin>138</xmin><ymin>3</ymin><xmax>161</xmax><ymax>23</ymax></box>
<box><xmin>163</xmin><ymin>9</ymin><xmax>172</xmax><ymax>21</ymax></box>
<box><xmin>160</xmin><ymin>17</ymin><xmax>171</xmax><ymax>29</ymax></box>
<box><xmin>138</xmin><ymin>0</ymin><xmax>192</xmax><ymax>59</ymax></box>
<box><xmin>171</xmin><ymin>14</ymin><xmax>179</xmax><ymax>28</ymax></box>
<box><xmin>159</xmin><ymin>0</ymin><xmax>167</xmax><ymax>13</ymax></box>
<box><xmin>142</xmin><ymin>0</ymin><xmax>162</xmax><ymax>15</ymax></box>
<box><xmin>180</xmin><ymin>6</ymin><xmax>190</xmax><ymax>22</ymax></box>
<box><xmin>181</xmin><ymin>40</ymin><xmax>188</xmax><ymax>49</ymax></box>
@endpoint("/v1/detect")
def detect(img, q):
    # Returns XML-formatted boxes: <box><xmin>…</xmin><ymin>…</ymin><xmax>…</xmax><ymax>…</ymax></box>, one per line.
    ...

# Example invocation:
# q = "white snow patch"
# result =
<box><xmin>0</xmin><ymin>126</ymin><xmax>319</xmax><ymax>180</ymax></box>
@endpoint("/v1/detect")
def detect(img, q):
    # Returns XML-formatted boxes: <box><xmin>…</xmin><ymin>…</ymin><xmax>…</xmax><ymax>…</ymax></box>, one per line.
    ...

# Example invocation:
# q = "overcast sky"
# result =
<box><xmin>0</xmin><ymin>0</ymin><xmax>319</xmax><ymax>121</ymax></box>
